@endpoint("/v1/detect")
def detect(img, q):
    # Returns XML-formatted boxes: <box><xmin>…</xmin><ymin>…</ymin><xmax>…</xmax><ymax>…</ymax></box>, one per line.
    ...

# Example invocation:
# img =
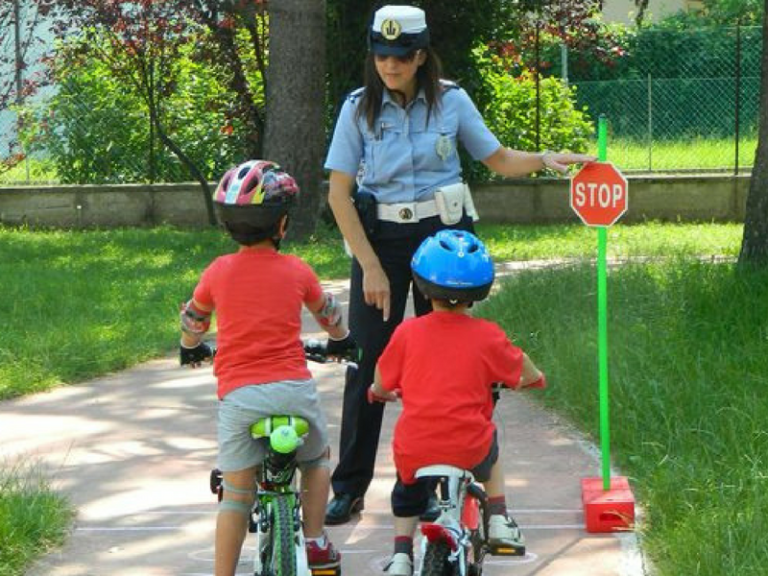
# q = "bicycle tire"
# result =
<box><xmin>421</xmin><ymin>540</ymin><xmax>453</xmax><ymax>576</ymax></box>
<box><xmin>270</xmin><ymin>494</ymin><xmax>297</xmax><ymax>576</ymax></box>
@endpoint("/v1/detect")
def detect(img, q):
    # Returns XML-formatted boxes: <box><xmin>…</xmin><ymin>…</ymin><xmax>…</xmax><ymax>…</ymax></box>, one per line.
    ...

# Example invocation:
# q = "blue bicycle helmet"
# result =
<box><xmin>411</xmin><ymin>230</ymin><xmax>494</xmax><ymax>303</ymax></box>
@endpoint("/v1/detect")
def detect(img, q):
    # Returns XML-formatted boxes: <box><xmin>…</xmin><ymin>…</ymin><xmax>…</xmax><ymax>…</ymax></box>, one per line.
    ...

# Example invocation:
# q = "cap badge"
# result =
<box><xmin>381</xmin><ymin>19</ymin><xmax>402</xmax><ymax>40</ymax></box>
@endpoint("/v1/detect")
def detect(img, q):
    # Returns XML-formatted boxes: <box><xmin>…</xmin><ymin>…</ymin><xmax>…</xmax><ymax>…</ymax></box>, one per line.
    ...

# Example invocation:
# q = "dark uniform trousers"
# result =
<box><xmin>331</xmin><ymin>214</ymin><xmax>474</xmax><ymax>498</ymax></box>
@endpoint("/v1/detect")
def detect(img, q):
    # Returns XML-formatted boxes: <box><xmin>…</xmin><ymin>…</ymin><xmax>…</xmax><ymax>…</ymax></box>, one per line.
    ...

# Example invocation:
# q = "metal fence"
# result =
<box><xmin>551</xmin><ymin>26</ymin><xmax>762</xmax><ymax>174</ymax></box>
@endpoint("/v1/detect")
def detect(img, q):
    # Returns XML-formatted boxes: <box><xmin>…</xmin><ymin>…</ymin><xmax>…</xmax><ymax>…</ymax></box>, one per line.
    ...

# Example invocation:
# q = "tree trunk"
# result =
<box><xmin>263</xmin><ymin>0</ymin><xmax>326</xmax><ymax>242</ymax></box>
<box><xmin>150</xmin><ymin>107</ymin><xmax>217</xmax><ymax>226</ymax></box>
<box><xmin>738</xmin><ymin>3</ymin><xmax>768</xmax><ymax>266</ymax></box>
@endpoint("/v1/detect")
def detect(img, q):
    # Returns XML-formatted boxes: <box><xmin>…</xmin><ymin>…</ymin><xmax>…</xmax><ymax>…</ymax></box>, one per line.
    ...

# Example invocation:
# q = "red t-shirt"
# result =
<box><xmin>193</xmin><ymin>248</ymin><xmax>323</xmax><ymax>399</ymax></box>
<box><xmin>377</xmin><ymin>311</ymin><xmax>524</xmax><ymax>484</ymax></box>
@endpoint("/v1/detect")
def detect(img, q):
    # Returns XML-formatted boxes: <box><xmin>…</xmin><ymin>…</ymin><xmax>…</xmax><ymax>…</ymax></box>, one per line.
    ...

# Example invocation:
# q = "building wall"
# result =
<box><xmin>602</xmin><ymin>0</ymin><xmax>701</xmax><ymax>24</ymax></box>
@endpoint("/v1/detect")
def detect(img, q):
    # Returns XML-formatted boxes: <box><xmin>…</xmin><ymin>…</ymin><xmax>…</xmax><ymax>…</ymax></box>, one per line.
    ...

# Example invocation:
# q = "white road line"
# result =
<box><xmin>76</xmin><ymin>526</ymin><xmax>181</xmax><ymax>531</ymax></box>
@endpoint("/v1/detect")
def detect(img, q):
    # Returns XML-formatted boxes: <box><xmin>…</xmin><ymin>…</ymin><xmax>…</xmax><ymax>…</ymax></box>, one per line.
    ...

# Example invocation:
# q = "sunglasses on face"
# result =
<box><xmin>374</xmin><ymin>50</ymin><xmax>421</xmax><ymax>64</ymax></box>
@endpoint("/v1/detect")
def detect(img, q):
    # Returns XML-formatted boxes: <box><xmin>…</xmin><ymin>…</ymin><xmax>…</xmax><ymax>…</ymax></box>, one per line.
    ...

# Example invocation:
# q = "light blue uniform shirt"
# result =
<box><xmin>325</xmin><ymin>81</ymin><xmax>501</xmax><ymax>203</ymax></box>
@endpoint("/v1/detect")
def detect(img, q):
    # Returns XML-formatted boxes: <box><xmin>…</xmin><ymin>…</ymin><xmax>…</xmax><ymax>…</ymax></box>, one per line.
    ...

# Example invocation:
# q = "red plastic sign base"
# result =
<box><xmin>581</xmin><ymin>476</ymin><xmax>635</xmax><ymax>533</ymax></box>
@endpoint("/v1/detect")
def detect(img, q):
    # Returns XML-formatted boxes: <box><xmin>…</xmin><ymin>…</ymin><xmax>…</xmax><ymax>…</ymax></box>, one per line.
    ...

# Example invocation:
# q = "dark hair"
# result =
<box><xmin>357</xmin><ymin>47</ymin><xmax>443</xmax><ymax>131</ymax></box>
<box><xmin>219</xmin><ymin>214</ymin><xmax>290</xmax><ymax>248</ymax></box>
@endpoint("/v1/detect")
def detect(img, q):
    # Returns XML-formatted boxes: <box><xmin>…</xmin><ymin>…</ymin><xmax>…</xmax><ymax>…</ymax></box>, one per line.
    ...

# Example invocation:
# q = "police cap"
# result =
<box><xmin>369</xmin><ymin>5</ymin><xmax>430</xmax><ymax>56</ymax></box>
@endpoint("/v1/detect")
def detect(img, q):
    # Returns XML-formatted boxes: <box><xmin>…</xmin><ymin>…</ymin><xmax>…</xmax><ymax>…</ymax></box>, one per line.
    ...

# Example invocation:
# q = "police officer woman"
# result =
<box><xmin>324</xmin><ymin>4</ymin><xmax>593</xmax><ymax>525</ymax></box>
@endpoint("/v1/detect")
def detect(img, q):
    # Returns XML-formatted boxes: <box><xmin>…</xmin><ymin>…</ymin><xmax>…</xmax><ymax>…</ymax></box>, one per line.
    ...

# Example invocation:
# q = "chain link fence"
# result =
<box><xmin>552</xmin><ymin>26</ymin><xmax>762</xmax><ymax>173</ymax></box>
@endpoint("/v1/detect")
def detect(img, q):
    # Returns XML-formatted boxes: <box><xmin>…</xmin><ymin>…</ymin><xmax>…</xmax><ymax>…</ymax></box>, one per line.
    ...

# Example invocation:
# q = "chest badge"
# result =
<box><xmin>435</xmin><ymin>134</ymin><xmax>454</xmax><ymax>161</ymax></box>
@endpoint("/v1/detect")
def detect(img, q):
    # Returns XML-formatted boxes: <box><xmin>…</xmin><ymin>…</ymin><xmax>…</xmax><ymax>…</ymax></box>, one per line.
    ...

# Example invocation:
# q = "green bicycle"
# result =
<box><xmin>211</xmin><ymin>415</ymin><xmax>337</xmax><ymax>576</ymax></box>
<box><xmin>210</xmin><ymin>342</ymin><xmax>352</xmax><ymax>576</ymax></box>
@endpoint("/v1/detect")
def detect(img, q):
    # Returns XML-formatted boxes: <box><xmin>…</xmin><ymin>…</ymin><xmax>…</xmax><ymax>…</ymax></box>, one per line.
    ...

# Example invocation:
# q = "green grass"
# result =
<box><xmin>590</xmin><ymin>136</ymin><xmax>758</xmax><ymax>173</ymax></box>
<box><xmin>0</xmin><ymin>224</ymin><xmax>349</xmax><ymax>400</ymax></box>
<box><xmin>0</xmin><ymin>222</ymin><xmax>743</xmax><ymax>401</ymax></box>
<box><xmin>0</xmin><ymin>158</ymin><xmax>58</xmax><ymax>185</ymax></box>
<box><xmin>0</xmin><ymin>462</ymin><xmax>74</xmax><ymax>576</ymax></box>
<box><xmin>478</xmin><ymin>259</ymin><xmax>768</xmax><ymax>575</ymax></box>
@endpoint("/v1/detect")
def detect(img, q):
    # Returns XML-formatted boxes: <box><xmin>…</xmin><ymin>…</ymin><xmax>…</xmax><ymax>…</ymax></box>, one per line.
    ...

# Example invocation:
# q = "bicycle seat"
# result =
<box><xmin>250</xmin><ymin>415</ymin><xmax>309</xmax><ymax>439</ymax></box>
<box><xmin>415</xmin><ymin>465</ymin><xmax>475</xmax><ymax>482</ymax></box>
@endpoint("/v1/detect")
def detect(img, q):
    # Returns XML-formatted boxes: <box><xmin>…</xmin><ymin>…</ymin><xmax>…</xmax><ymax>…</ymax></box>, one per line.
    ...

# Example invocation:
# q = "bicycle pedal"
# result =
<box><xmin>311</xmin><ymin>568</ymin><xmax>341</xmax><ymax>576</ymax></box>
<box><xmin>488</xmin><ymin>543</ymin><xmax>526</xmax><ymax>557</ymax></box>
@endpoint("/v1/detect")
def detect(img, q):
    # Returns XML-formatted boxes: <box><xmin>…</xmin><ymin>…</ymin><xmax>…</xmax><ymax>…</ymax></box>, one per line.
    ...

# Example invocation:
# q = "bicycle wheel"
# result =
<box><xmin>421</xmin><ymin>540</ymin><xmax>452</xmax><ymax>576</ymax></box>
<box><xmin>269</xmin><ymin>494</ymin><xmax>297</xmax><ymax>576</ymax></box>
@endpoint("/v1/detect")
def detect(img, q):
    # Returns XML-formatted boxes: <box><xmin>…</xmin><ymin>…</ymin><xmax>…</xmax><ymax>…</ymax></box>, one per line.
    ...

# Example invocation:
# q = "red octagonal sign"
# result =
<box><xmin>570</xmin><ymin>162</ymin><xmax>628</xmax><ymax>227</ymax></box>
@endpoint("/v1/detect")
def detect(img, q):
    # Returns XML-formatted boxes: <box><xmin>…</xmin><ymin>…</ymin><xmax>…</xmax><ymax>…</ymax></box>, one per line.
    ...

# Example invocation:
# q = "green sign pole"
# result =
<box><xmin>597</xmin><ymin>115</ymin><xmax>611</xmax><ymax>490</ymax></box>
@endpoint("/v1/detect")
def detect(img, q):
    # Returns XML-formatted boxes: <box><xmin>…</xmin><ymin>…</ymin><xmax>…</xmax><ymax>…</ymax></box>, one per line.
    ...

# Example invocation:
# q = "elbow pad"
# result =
<box><xmin>316</xmin><ymin>292</ymin><xmax>342</xmax><ymax>328</ymax></box>
<box><xmin>180</xmin><ymin>299</ymin><xmax>211</xmax><ymax>335</ymax></box>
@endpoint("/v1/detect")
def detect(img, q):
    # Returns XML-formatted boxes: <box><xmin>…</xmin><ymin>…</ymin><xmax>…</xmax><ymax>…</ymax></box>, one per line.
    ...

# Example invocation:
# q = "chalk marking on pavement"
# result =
<box><xmin>76</xmin><ymin>523</ymin><xmax>584</xmax><ymax>533</ymax></box>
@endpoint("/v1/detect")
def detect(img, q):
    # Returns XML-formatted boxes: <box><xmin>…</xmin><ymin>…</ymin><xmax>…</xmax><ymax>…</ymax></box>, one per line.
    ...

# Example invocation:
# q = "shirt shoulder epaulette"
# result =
<box><xmin>440</xmin><ymin>79</ymin><xmax>460</xmax><ymax>92</ymax></box>
<box><xmin>346</xmin><ymin>87</ymin><xmax>365</xmax><ymax>104</ymax></box>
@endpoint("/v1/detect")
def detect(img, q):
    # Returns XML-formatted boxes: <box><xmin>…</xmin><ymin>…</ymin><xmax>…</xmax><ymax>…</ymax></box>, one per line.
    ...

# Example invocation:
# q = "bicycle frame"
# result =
<box><xmin>211</xmin><ymin>416</ymin><xmax>314</xmax><ymax>576</ymax></box>
<box><xmin>415</xmin><ymin>465</ymin><xmax>488</xmax><ymax>576</ymax></box>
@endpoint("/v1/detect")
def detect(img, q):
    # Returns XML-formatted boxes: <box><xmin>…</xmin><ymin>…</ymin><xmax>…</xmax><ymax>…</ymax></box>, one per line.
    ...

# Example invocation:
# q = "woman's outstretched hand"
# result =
<box><xmin>542</xmin><ymin>152</ymin><xmax>597</xmax><ymax>174</ymax></box>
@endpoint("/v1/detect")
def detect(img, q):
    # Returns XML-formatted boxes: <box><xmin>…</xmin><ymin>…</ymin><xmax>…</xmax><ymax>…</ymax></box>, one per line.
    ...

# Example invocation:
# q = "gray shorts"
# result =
<box><xmin>217</xmin><ymin>379</ymin><xmax>329</xmax><ymax>472</ymax></box>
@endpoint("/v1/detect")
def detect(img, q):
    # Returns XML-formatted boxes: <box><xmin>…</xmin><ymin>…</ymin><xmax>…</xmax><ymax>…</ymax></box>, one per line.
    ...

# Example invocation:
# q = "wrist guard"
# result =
<box><xmin>181</xmin><ymin>299</ymin><xmax>211</xmax><ymax>335</ymax></box>
<box><xmin>316</xmin><ymin>292</ymin><xmax>342</xmax><ymax>328</ymax></box>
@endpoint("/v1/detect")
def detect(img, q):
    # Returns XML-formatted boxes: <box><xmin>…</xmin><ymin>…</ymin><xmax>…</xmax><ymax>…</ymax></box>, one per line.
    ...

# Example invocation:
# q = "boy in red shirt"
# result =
<box><xmin>179</xmin><ymin>160</ymin><xmax>355</xmax><ymax>576</ymax></box>
<box><xmin>369</xmin><ymin>230</ymin><xmax>546</xmax><ymax>576</ymax></box>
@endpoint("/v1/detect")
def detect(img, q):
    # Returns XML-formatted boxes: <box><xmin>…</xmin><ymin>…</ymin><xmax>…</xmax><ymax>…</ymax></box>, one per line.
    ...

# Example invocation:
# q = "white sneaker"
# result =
<box><xmin>488</xmin><ymin>514</ymin><xmax>525</xmax><ymax>547</ymax></box>
<box><xmin>385</xmin><ymin>552</ymin><xmax>413</xmax><ymax>576</ymax></box>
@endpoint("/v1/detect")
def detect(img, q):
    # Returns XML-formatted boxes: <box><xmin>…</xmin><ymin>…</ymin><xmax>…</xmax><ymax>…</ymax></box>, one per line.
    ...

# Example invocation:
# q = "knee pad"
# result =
<box><xmin>221</xmin><ymin>480</ymin><xmax>254</xmax><ymax>496</ymax></box>
<box><xmin>219</xmin><ymin>480</ymin><xmax>255</xmax><ymax>516</ymax></box>
<box><xmin>218</xmin><ymin>498</ymin><xmax>253</xmax><ymax>517</ymax></box>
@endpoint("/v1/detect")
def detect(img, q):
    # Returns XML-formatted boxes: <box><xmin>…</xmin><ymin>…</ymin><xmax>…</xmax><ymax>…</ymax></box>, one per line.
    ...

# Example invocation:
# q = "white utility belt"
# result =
<box><xmin>376</xmin><ymin>182</ymin><xmax>479</xmax><ymax>225</ymax></box>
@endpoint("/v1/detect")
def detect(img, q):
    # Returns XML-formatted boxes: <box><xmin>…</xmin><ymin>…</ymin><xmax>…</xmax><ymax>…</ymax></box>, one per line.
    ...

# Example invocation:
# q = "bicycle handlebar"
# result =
<box><xmin>303</xmin><ymin>338</ymin><xmax>358</xmax><ymax>365</ymax></box>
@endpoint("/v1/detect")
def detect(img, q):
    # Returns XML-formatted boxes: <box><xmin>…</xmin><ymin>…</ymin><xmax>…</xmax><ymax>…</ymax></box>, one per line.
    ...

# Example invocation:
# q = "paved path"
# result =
<box><xmin>2</xmin><ymin>280</ymin><xmax>647</xmax><ymax>576</ymax></box>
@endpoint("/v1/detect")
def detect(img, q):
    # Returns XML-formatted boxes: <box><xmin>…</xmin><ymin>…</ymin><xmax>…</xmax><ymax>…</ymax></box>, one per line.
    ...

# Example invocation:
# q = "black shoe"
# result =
<box><xmin>325</xmin><ymin>493</ymin><xmax>364</xmax><ymax>525</ymax></box>
<box><xmin>419</xmin><ymin>493</ymin><xmax>440</xmax><ymax>522</ymax></box>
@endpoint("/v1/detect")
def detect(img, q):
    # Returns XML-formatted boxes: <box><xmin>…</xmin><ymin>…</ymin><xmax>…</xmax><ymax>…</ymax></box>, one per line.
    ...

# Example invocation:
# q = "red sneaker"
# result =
<box><xmin>306</xmin><ymin>538</ymin><xmax>341</xmax><ymax>569</ymax></box>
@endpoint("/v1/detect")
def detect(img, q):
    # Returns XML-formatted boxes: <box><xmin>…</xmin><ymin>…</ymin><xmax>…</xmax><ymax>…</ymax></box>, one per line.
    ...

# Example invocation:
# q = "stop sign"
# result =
<box><xmin>570</xmin><ymin>162</ymin><xmax>628</xmax><ymax>227</ymax></box>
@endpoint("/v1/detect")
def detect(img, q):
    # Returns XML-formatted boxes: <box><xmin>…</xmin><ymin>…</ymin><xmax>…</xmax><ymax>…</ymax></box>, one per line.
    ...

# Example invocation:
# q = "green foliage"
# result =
<box><xmin>466</xmin><ymin>46</ymin><xmax>593</xmax><ymax>182</ymax></box>
<box><xmin>0</xmin><ymin>463</ymin><xmax>73</xmax><ymax>576</ymax></box>
<box><xmin>29</xmin><ymin>36</ymin><xmax>254</xmax><ymax>184</ymax></box>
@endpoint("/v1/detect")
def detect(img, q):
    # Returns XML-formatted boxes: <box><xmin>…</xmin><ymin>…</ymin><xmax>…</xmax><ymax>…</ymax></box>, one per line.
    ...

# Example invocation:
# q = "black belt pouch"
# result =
<box><xmin>353</xmin><ymin>190</ymin><xmax>379</xmax><ymax>238</ymax></box>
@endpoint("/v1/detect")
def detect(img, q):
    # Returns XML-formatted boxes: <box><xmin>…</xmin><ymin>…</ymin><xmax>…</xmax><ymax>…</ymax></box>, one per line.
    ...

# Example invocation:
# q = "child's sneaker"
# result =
<box><xmin>306</xmin><ymin>537</ymin><xmax>341</xmax><ymax>570</ymax></box>
<box><xmin>488</xmin><ymin>514</ymin><xmax>526</xmax><ymax>556</ymax></box>
<box><xmin>384</xmin><ymin>552</ymin><xmax>413</xmax><ymax>576</ymax></box>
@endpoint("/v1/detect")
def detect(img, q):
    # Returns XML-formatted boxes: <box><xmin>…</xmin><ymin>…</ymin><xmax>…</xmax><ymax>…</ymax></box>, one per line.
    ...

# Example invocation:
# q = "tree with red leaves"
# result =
<box><xmin>45</xmin><ymin>0</ymin><xmax>220</xmax><ymax>223</ymax></box>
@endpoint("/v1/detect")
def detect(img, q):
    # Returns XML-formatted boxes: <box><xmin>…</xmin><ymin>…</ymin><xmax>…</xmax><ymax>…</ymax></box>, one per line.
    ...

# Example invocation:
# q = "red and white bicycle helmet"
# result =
<box><xmin>213</xmin><ymin>160</ymin><xmax>299</xmax><ymax>243</ymax></box>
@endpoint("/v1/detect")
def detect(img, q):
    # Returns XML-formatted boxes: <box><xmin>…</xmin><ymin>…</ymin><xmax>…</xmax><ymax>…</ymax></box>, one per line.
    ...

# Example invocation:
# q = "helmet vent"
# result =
<box><xmin>238</xmin><ymin>166</ymin><xmax>251</xmax><ymax>179</ymax></box>
<box><xmin>439</xmin><ymin>240</ymin><xmax>452</xmax><ymax>251</ymax></box>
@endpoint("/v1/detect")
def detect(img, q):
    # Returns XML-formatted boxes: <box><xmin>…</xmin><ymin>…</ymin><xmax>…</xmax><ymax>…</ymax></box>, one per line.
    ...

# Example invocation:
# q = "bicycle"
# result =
<box><xmin>370</xmin><ymin>383</ymin><xmax>528</xmax><ymax>576</ymax></box>
<box><xmin>415</xmin><ymin>463</ymin><xmax>524</xmax><ymax>576</ymax></box>
<box><xmin>209</xmin><ymin>340</ymin><xmax>355</xmax><ymax>576</ymax></box>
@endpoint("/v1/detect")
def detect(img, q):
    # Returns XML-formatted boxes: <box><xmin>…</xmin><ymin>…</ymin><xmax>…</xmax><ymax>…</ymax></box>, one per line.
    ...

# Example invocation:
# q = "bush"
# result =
<box><xmin>28</xmin><ymin>37</ymin><xmax>253</xmax><ymax>184</ymax></box>
<box><xmin>465</xmin><ymin>45</ymin><xmax>594</xmax><ymax>183</ymax></box>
